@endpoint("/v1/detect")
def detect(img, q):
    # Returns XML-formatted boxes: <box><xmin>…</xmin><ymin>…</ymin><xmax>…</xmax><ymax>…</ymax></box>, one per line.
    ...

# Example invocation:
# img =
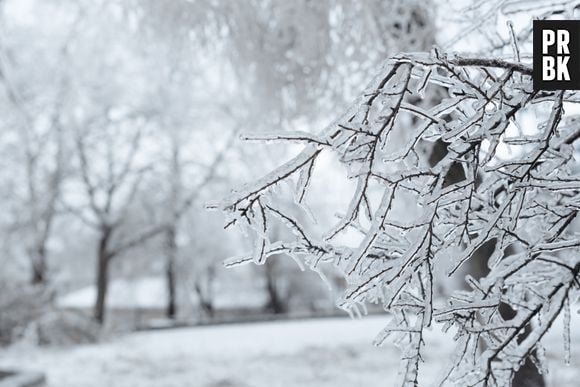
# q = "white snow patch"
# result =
<box><xmin>1</xmin><ymin>314</ymin><xmax>578</xmax><ymax>386</ymax></box>
<box><xmin>58</xmin><ymin>277</ymin><xmax>168</xmax><ymax>310</ymax></box>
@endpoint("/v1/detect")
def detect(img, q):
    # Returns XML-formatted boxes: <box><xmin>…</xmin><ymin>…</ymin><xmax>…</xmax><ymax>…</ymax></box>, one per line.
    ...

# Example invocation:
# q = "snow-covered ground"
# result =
<box><xmin>0</xmin><ymin>315</ymin><xmax>578</xmax><ymax>387</ymax></box>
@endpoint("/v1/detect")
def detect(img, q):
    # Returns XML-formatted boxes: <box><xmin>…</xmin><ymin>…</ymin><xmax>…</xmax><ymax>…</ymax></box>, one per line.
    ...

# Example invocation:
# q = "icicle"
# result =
<box><xmin>564</xmin><ymin>296</ymin><xmax>571</xmax><ymax>366</ymax></box>
<box><xmin>533</xmin><ymin>343</ymin><xmax>549</xmax><ymax>376</ymax></box>
<box><xmin>294</xmin><ymin>158</ymin><xmax>315</xmax><ymax>204</ymax></box>
<box><xmin>313</xmin><ymin>267</ymin><xmax>332</xmax><ymax>291</ymax></box>
<box><xmin>506</xmin><ymin>20</ymin><xmax>521</xmax><ymax>62</ymax></box>
<box><xmin>288</xmin><ymin>252</ymin><xmax>306</xmax><ymax>271</ymax></box>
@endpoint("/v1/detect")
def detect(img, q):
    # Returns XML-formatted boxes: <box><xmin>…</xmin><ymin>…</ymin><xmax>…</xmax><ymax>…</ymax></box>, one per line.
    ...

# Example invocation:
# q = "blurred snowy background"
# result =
<box><xmin>0</xmin><ymin>0</ymin><xmax>578</xmax><ymax>386</ymax></box>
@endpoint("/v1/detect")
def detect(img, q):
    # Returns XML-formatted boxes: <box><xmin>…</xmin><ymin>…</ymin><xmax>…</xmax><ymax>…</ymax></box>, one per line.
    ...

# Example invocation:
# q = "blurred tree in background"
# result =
<box><xmin>0</xmin><ymin>0</ymin><xmax>433</xmax><ymax>340</ymax></box>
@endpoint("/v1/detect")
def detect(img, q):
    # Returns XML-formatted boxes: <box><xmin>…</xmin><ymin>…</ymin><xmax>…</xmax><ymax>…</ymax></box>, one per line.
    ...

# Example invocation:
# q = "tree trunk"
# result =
<box><xmin>193</xmin><ymin>267</ymin><xmax>215</xmax><ymax>321</ymax></box>
<box><xmin>264</xmin><ymin>259</ymin><xmax>288</xmax><ymax>314</ymax></box>
<box><xmin>165</xmin><ymin>141</ymin><xmax>181</xmax><ymax>319</ymax></box>
<box><xmin>194</xmin><ymin>281</ymin><xmax>214</xmax><ymax>320</ymax></box>
<box><xmin>165</xmin><ymin>226</ymin><xmax>177</xmax><ymax>319</ymax></box>
<box><xmin>30</xmin><ymin>245</ymin><xmax>47</xmax><ymax>285</ymax></box>
<box><xmin>94</xmin><ymin>226</ymin><xmax>112</xmax><ymax>324</ymax></box>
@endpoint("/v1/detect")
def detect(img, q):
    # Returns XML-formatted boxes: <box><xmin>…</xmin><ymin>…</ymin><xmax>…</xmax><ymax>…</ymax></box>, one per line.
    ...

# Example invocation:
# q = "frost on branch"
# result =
<box><xmin>211</xmin><ymin>47</ymin><xmax>580</xmax><ymax>386</ymax></box>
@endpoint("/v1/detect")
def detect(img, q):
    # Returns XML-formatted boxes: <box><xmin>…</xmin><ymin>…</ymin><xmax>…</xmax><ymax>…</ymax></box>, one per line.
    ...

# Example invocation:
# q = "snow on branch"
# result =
<box><xmin>213</xmin><ymin>45</ymin><xmax>580</xmax><ymax>386</ymax></box>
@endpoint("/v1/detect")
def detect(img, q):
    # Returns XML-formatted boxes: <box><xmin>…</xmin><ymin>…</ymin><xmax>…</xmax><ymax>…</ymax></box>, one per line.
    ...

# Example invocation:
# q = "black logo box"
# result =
<box><xmin>533</xmin><ymin>20</ymin><xmax>580</xmax><ymax>90</ymax></box>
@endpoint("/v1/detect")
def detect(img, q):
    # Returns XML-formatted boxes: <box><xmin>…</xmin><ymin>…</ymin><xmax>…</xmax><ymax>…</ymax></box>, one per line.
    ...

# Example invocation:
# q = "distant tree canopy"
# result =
<box><xmin>0</xmin><ymin>0</ymin><xmax>436</xmax><ymax>328</ymax></box>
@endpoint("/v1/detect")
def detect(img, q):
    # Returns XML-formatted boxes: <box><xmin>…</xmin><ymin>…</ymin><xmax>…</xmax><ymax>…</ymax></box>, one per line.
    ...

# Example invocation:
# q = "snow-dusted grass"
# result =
<box><xmin>0</xmin><ymin>314</ymin><xmax>578</xmax><ymax>386</ymax></box>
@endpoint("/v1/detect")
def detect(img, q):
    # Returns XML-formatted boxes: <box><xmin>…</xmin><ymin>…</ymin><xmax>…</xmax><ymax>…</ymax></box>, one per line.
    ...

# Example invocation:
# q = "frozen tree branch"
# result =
<box><xmin>214</xmin><ymin>44</ymin><xmax>580</xmax><ymax>386</ymax></box>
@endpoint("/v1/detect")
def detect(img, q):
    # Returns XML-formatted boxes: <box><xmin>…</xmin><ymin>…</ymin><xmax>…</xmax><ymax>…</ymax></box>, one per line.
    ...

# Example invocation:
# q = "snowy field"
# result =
<box><xmin>0</xmin><ymin>315</ymin><xmax>579</xmax><ymax>387</ymax></box>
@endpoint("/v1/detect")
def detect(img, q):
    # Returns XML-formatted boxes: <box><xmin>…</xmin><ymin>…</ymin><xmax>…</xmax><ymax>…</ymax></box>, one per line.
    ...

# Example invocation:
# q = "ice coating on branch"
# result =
<box><xmin>214</xmin><ymin>13</ymin><xmax>580</xmax><ymax>387</ymax></box>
